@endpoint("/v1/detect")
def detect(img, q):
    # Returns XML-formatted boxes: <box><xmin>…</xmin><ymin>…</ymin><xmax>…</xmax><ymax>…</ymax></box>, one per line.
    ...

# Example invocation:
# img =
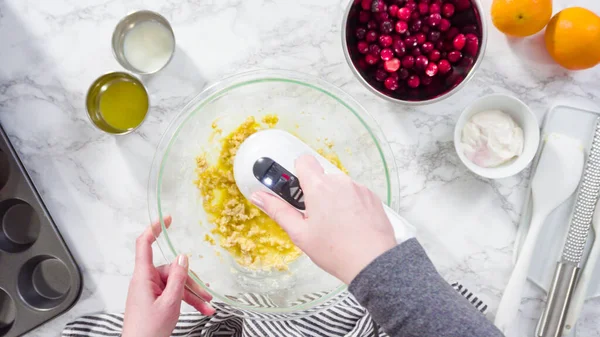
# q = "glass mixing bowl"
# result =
<box><xmin>148</xmin><ymin>70</ymin><xmax>400</xmax><ymax>319</ymax></box>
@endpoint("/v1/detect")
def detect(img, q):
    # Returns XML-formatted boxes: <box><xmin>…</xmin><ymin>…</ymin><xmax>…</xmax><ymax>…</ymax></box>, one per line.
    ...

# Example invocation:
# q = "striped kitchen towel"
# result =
<box><xmin>62</xmin><ymin>283</ymin><xmax>487</xmax><ymax>337</ymax></box>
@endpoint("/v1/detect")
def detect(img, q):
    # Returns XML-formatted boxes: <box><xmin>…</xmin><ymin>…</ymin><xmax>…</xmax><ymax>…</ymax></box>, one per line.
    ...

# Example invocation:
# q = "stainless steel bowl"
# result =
<box><xmin>112</xmin><ymin>10</ymin><xmax>175</xmax><ymax>75</ymax></box>
<box><xmin>341</xmin><ymin>0</ymin><xmax>488</xmax><ymax>105</ymax></box>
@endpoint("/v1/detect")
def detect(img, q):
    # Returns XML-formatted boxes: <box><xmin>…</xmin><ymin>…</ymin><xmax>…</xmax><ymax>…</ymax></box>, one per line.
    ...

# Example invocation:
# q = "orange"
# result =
<box><xmin>491</xmin><ymin>0</ymin><xmax>552</xmax><ymax>37</ymax></box>
<box><xmin>545</xmin><ymin>7</ymin><xmax>600</xmax><ymax>70</ymax></box>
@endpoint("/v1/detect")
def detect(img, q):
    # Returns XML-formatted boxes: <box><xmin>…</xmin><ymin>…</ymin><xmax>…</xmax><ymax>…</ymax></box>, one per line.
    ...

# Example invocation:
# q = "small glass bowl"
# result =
<box><xmin>85</xmin><ymin>72</ymin><xmax>149</xmax><ymax>135</ymax></box>
<box><xmin>112</xmin><ymin>10</ymin><xmax>175</xmax><ymax>75</ymax></box>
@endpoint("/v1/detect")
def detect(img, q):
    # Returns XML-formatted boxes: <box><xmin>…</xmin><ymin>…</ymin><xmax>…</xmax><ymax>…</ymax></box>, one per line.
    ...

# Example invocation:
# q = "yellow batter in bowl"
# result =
<box><xmin>194</xmin><ymin>115</ymin><xmax>345</xmax><ymax>271</ymax></box>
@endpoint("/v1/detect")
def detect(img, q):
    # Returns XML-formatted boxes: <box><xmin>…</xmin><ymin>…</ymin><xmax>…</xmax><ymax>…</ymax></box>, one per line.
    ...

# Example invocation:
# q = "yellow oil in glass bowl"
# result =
<box><xmin>86</xmin><ymin>72</ymin><xmax>149</xmax><ymax>134</ymax></box>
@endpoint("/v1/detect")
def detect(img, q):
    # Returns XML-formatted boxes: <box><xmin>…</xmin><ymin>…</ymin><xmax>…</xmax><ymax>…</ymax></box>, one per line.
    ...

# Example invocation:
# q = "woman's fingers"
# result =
<box><xmin>135</xmin><ymin>216</ymin><xmax>172</xmax><ymax>274</ymax></box>
<box><xmin>156</xmin><ymin>265</ymin><xmax>213</xmax><ymax>302</ymax></box>
<box><xmin>134</xmin><ymin>227</ymin><xmax>157</xmax><ymax>273</ymax></box>
<box><xmin>157</xmin><ymin>255</ymin><xmax>189</xmax><ymax>311</ymax></box>
<box><xmin>183</xmin><ymin>291</ymin><xmax>216</xmax><ymax>316</ymax></box>
<box><xmin>187</xmin><ymin>270</ymin><xmax>213</xmax><ymax>302</ymax></box>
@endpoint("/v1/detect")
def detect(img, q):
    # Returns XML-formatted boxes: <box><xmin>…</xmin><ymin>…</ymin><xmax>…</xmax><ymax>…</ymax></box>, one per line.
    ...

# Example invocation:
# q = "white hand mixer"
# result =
<box><xmin>233</xmin><ymin>129</ymin><xmax>416</xmax><ymax>242</ymax></box>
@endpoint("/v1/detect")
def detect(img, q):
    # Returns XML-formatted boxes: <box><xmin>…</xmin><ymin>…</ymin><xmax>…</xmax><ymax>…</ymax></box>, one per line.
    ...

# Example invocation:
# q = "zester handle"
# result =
<box><xmin>562</xmin><ymin>231</ymin><xmax>600</xmax><ymax>336</ymax></box>
<box><xmin>535</xmin><ymin>262</ymin><xmax>580</xmax><ymax>337</ymax></box>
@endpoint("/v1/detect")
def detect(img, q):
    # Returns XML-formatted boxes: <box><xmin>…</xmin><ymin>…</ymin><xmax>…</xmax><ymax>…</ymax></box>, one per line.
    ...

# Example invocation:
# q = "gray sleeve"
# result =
<box><xmin>349</xmin><ymin>238</ymin><xmax>504</xmax><ymax>337</ymax></box>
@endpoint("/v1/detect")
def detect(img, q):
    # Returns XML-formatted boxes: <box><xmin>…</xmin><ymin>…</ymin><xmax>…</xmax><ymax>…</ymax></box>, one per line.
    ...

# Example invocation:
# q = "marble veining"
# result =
<box><xmin>1</xmin><ymin>0</ymin><xmax>599</xmax><ymax>336</ymax></box>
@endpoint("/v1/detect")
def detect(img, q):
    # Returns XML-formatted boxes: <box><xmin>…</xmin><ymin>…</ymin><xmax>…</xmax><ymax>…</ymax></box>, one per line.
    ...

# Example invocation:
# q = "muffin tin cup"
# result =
<box><xmin>18</xmin><ymin>256</ymin><xmax>71</xmax><ymax>310</ymax></box>
<box><xmin>0</xmin><ymin>124</ymin><xmax>82</xmax><ymax>336</ymax></box>
<box><xmin>0</xmin><ymin>199</ymin><xmax>40</xmax><ymax>253</ymax></box>
<box><xmin>0</xmin><ymin>289</ymin><xmax>16</xmax><ymax>335</ymax></box>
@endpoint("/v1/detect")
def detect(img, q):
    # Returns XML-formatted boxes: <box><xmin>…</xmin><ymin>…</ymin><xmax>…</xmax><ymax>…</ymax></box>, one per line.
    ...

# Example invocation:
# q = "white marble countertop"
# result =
<box><xmin>1</xmin><ymin>0</ymin><xmax>599</xmax><ymax>336</ymax></box>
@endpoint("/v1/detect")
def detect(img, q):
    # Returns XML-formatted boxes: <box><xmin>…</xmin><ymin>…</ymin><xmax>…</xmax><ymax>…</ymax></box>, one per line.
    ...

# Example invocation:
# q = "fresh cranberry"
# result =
<box><xmin>448</xmin><ymin>50</ymin><xmax>462</xmax><ymax>63</ymax></box>
<box><xmin>421</xmin><ymin>41</ymin><xmax>434</xmax><ymax>53</ymax></box>
<box><xmin>395</xmin><ymin>20</ymin><xmax>409</xmax><ymax>33</ymax></box>
<box><xmin>405</xmin><ymin>1</ymin><xmax>417</xmax><ymax>11</ymax></box>
<box><xmin>420</xmin><ymin>75</ymin><xmax>433</xmax><ymax>86</ymax></box>
<box><xmin>411</xmin><ymin>48</ymin><xmax>422</xmax><ymax>56</ymax></box>
<box><xmin>384</xmin><ymin>58</ymin><xmax>401</xmax><ymax>72</ymax></box>
<box><xmin>392</xmin><ymin>39</ymin><xmax>407</xmax><ymax>56</ymax></box>
<box><xmin>389</xmin><ymin>4</ymin><xmax>399</xmax><ymax>16</ymax></box>
<box><xmin>462</xmin><ymin>25</ymin><xmax>478</xmax><ymax>35</ymax></box>
<box><xmin>361</xmin><ymin>0</ymin><xmax>372</xmax><ymax>11</ymax></box>
<box><xmin>439</xmin><ymin>18</ymin><xmax>450</xmax><ymax>31</ymax></box>
<box><xmin>429</xmin><ymin>3</ymin><xmax>441</xmax><ymax>14</ymax></box>
<box><xmin>402</xmin><ymin>55</ymin><xmax>415</xmax><ymax>68</ymax></box>
<box><xmin>429</xmin><ymin>49</ymin><xmax>441</xmax><ymax>61</ymax></box>
<box><xmin>375</xmin><ymin>68</ymin><xmax>388</xmax><ymax>81</ymax></box>
<box><xmin>380</xmin><ymin>48</ymin><xmax>394</xmax><ymax>60</ymax></box>
<box><xmin>428</xmin><ymin>30</ymin><xmax>441</xmax><ymax>42</ymax></box>
<box><xmin>407</xmin><ymin>75</ymin><xmax>420</xmax><ymax>88</ymax></box>
<box><xmin>421</xmin><ymin>25</ymin><xmax>431</xmax><ymax>33</ymax></box>
<box><xmin>435</xmin><ymin>40</ymin><xmax>444</xmax><ymax>50</ymax></box>
<box><xmin>384</xmin><ymin>76</ymin><xmax>399</xmax><ymax>90</ymax></box>
<box><xmin>445</xmin><ymin>73</ymin><xmax>464</xmax><ymax>87</ymax></box>
<box><xmin>398</xmin><ymin>68</ymin><xmax>410</xmax><ymax>79</ymax></box>
<box><xmin>397</xmin><ymin>7</ymin><xmax>411</xmax><ymax>21</ymax></box>
<box><xmin>453</xmin><ymin>34</ymin><xmax>466</xmax><ymax>50</ymax></box>
<box><xmin>410</xmin><ymin>11</ymin><xmax>420</xmax><ymax>20</ymax></box>
<box><xmin>379</xmin><ymin>35</ymin><xmax>393</xmax><ymax>47</ymax></box>
<box><xmin>426</xmin><ymin>13</ymin><xmax>442</xmax><ymax>27</ymax></box>
<box><xmin>415</xmin><ymin>32</ymin><xmax>426</xmax><ymax>44</ymax></box>
<box><xmin>359</xmin><ymin>10</ymin><xmax>371</xmax><ymax>23</ymax></box>
<box><xmin>369</xmin><ymin>44</ymin><xmax>382</xmax><ymax>56</ymax></box>
<box><xmin>442</xmin><ymin>3</ymin><xmax>455</xmax><ymax>17</ymax></box>
<box><xmin>464</xmin><ymin>33</ymin><xmax>479</xmax><ymax>56</ymax></box>
<box><xmin>356</xmin><ymin>28</ymin><xmax>367</xmax><ymax>40</ymax></box>
<box><xmin>419</xmin><ymin>0</ymin><xmax>431</xmax><ymax>3</ymax></box>
<box><xmin>410</xmin><ymin>19</ymin><xmax>422</xmax><ymax>32</ymax></box>
<box><xmin>418</xmin><ymin>2</ymin><xmax>429</xmax><ymax>15</ymax></box>
<box><xmin>443</xmin><ymin>40</ymin><xmax>454</xmax><ymax>51</ymax></box>
<box><xmin>366</xmin><ymin>30</ymin><xmax>378</xmax><ymax>42</ymax></box>
<box><xmin>371</xmin><ymin>0</ymin><xmax>386</xmax><ymax>13</ymax></box>
<box><xmin>375</xmin><ymin>12</ymin><xmax>389</xmax><ymax>22</ymax></box>
<box><xmin>425</xmin><ymin>62</ymin><xmax>438</xmax><ymax>76</ymax></box>
<box><xmin>415</xmin><ymin>55</ymin><xmax>429</xmax><ymax>70</ymax></box>
<box><xmin>446</xmin><ymin>27</ymin><xmax>459</xmax><ymax>40</ymax></box>
<box><xmin>365</xmin><ymin>54</ymin><xmax>379</xmax><ymax>65</ymax></box>
<box><xmin>459</xmin><ymin>56</ymin><xmax>474</xmax><ymax>68</ymax></box>
<box><xmin>438</xmin><ymin>59</ymin><xmax>452</xmax><ymax>74</ymax></box>
<box><xmin>357</xmin><ymin>41</ymin><xmax>369</xmax><ymax>54</ymax></box>
<box><xmin>367</xmin><ymin>20</ymin><xmax>378</xmax><ymax>30</ymax></box>
<box><xmin>357</xmin><ymin>59</ymin><xmax>368</xmax><ymax>70</ymax></box>
<box><xmin>404</xmin><ymin>36</ymin><xmax>418</xmax><ymax>48</ymax></box>
<box><xmin>454</xmin><ymin>0</ymin><xmax>471</xmax><ymax>11</ymax></box>
<box><xmin>380</xmin><ymin>20</ymin><xmax>394</xmax><ymax>34</ymax></box>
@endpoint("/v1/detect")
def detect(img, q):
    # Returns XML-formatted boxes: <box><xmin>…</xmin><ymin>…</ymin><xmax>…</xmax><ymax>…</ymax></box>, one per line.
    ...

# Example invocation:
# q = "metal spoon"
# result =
<box><xmin>495</xmin><ymin>134</ymin><xmax>584</xmax><ymax>335</ymax></box>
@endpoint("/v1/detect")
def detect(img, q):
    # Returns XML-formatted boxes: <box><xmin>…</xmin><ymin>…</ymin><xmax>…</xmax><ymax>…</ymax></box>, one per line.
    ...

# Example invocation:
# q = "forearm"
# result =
<box><xmin>349</xmin><ymin>238</ymin><xmax>503</xmax><ymax>337</ymax></box>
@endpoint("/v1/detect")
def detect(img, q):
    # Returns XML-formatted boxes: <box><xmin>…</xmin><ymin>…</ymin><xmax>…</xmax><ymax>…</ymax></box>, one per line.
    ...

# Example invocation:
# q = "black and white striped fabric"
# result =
<box><xmin>62</xmin><ymin>284</ymin><xmax>487</xmax><ymax>337</ymax></box>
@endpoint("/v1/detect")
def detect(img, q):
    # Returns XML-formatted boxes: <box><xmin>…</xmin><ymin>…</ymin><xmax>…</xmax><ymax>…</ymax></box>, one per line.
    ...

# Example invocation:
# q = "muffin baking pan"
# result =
<box><xmin>0</xmin><ymin>124</ymin><xmax>82</xmax><ymax>336</ymax></box>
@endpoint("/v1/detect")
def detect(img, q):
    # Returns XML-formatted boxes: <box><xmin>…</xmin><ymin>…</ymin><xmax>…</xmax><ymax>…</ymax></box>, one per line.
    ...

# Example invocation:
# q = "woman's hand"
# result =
<box><xmin>251</xmin><ymin>155</ymin><xmax>397</xmax><ymax>285</ymax></box>
<box><xmin>122</xmin><ymin>216</ymin><xmax>216</xmax><ymax>337</ymax></box>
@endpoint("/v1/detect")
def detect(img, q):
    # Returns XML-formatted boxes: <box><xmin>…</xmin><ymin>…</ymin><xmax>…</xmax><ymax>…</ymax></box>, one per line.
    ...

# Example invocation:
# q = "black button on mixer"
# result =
<box><xmin>253</xmin><ymin>157</ymin><xmax>306</xmax><ymax>211</ymax></box>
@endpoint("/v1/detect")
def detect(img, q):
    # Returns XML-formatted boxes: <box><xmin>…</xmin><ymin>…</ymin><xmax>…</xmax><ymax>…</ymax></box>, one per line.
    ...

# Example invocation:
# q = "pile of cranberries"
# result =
<box><xmin>346</xmin><ymin>0</ymin><xmax>482</xmax><ymax>101</ymax></box>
